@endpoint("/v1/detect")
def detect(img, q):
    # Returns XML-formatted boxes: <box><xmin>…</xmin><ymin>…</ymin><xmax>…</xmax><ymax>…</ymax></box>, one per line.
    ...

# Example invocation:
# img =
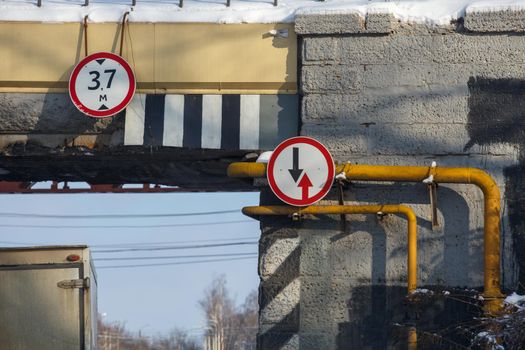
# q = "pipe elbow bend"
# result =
<box><xmin>397</xmin><ymin>205</ymin><xmax>417</xmax><ymax>223</ymax></box>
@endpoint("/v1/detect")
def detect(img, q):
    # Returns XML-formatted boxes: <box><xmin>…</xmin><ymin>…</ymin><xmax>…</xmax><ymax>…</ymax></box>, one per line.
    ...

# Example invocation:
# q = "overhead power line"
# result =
<box><xmin>96</xmin><ymin>256</ymin><xmax>257</xmax><ymax>269</ymax></box>
<box><xmin>94</xmin><ymin>252</ymin><xmax>257</xmax><ymax>261</ymax></box>
<box><xmin>93</xmin><ymin>241</ymin><xmax>258</xmax><ymax>253</ymax></box>
<box><xmin>91</xmin><ymin>236</ymin><xmax>258</xmax><ymax>248</ymax></box>
<box><xmin>0</xmin><ymin>236</ymin><xmax>259</xmax><ymax>248</ymax></box>
<box><xmin>0</xmin><ymin>209</ymin><xmax>241</xmax><ymax>219</ymax></box>
<box><xmin>0</xmin><ymin>219</ymin><xmax>252</xmax><ymax>229</ymax></box>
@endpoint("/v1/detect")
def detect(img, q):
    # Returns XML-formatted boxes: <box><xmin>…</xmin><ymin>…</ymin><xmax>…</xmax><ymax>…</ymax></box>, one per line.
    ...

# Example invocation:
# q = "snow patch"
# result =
<box><xmin>467</xmin><ymin>1</ymin><xmax>525</xmax><ymax>14</ymax></box>
<box><xmin>0</xmin><ymin>0</ymin><xmax>523</xmax><ymax>24</ymax></box>
<box><xmin>504</xmin><ymin>292</ymin><xmax>525</xmax><ymax>308</ymax></box>
<box><xmin>256</xmin><ymin>151</ymin><xmax>273</xmax><ymax>163</ymax></box>
<box><xmin>474</xmin><ymin>331</ymin><xmax>505</xmax><ymax>350</ymax></box>
<box><xmin>411</xmin><ymin>288</ymin><xmax>433</xmax><ymax>295</ymax></box>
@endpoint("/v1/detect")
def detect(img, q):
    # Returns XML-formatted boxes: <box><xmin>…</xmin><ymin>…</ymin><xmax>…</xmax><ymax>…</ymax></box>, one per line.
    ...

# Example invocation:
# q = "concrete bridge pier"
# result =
<box><xmin>256</xmin><ymin>9</ymin><xmax>525</xmax><ymax>349</ymax></box>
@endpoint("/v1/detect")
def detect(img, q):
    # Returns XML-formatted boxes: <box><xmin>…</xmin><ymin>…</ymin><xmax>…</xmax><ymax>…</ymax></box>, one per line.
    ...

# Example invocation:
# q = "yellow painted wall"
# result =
<box><xmin>0</xmin><ymin>22</ymin><xmax>296</xmax><ymax>94</ymax></box>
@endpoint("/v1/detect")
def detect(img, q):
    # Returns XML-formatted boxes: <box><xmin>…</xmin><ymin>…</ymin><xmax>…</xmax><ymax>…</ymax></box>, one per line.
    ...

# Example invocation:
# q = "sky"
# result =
<box><xmin>0</xmin><ymin>188</ymin><xmax>260</xmax><ymax>340</ymax></box>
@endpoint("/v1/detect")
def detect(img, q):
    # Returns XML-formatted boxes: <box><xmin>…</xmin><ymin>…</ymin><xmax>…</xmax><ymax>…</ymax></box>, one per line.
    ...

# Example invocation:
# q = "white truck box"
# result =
<box><xmin>0</xmin><ymin>245</ymin><xmax>97</xmax><ymax>350</ymax></box>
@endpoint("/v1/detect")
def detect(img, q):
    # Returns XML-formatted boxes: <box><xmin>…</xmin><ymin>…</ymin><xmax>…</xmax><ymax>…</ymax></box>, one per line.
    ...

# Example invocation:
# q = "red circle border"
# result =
<box><xmin>69</xmin><ymin>52</ymin><xmax>136</xmax><ymax>118</ymax></box>
<box><xmin>267</xmin><ymin>137</ymin><xmax>335</xmax><ymax>206</ymax></box>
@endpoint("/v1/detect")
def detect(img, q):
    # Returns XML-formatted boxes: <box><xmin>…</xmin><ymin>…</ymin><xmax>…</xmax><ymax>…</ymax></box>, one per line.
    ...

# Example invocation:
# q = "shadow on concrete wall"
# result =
<box><xmin>328</xmin><ymin>184</ymin><xmax>478</xmax><ymax>348</ymax></box>
<box><xmin>258</xmin><ymin>180</ymin><xmax>483</xmax><ymax>348</ymax></box>
<box><xmin>303</xmin><ymin>75</ymin><xmax>518</xmax><ymax>288</ymax></box>
<box><xmin>257</xmin><ymin>189</ymin><xmax>301</xmax><ymax>349</ymax></box>
<box><xmin>336</xmin><ymin>285</ymin><xmax>483</xmax><ymax>349</ymax></box>
<box><xmin>257</xmin><ymin>238</ymin><xmax>301</xmax><ymax>349</ymax></box>
<box><xmin>336</xmin><ymin>286</ymin><xmax>406</xmax><ymax>350</ymax></box>
<box><xmin>466</xmin><ymin>76</ymin><xmax>525</xmax><ymax>293</ymax></box>
<box><xmin>331</xmin><ymin>182</ymin><xmax>479</xmax><ymax>287</ymax></box>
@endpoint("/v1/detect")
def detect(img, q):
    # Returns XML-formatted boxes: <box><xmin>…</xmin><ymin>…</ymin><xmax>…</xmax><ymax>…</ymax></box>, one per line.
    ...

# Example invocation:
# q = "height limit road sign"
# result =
<box><xmin>69</xmin><ymin>52</ymin><xmax>135</xmax><ymax>118</ymax></box>
<box><xmin>267</xmin><ymin>137</ymin><xmax>335</xmax><ymax>206</ymax></box>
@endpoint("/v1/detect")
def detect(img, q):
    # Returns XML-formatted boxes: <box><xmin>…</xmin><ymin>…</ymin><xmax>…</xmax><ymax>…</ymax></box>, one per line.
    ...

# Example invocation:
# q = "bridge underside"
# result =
<box><xmin>0</xmin><ymin>148</ymin><xmax>255</xmax><ymax>191</ymax></box>
<box><xmin>0</xmin><ymin>21</ymin><xmax>298</xmax><ymax>191</ymax></box>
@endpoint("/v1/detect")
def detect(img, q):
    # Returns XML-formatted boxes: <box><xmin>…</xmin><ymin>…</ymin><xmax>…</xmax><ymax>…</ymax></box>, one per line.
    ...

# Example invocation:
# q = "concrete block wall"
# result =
<box><xmin>258</xmin><ymin>10</ymin><xmax>525</xmax><ymax>349</ymax></box>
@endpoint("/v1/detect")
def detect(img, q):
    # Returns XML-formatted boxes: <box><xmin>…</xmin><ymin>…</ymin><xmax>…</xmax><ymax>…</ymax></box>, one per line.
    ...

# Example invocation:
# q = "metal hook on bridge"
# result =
<box><xmin>119</xmin><ymin>12</ymin><xmax>130</xmax><ymax>57</ymax></box>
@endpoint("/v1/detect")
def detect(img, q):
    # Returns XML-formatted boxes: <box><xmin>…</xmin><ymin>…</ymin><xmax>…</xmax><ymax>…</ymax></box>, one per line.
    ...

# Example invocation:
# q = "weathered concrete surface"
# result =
<box><xmin>295</xmin><ymin>12</ymin><xmax>395</xmax><ymax>35</ymax></box>
<box><xmin>295</xmin><ymin>12</ymin><xmax>365</xmax><ymax>35</ymax></box>
<box><xmin>0</xmin><ymin>93</ymin><xmax>122</xmax><ymax>134</ymax></box>
<box><xmin>258</xmin><ymin>10</ymin><xmax>525</xmax><ymax>349</ymax></box>
<box><xmin>465</xmin><ymin>9</ymin><xmax>525</xmax><ymax>33</ymax></box>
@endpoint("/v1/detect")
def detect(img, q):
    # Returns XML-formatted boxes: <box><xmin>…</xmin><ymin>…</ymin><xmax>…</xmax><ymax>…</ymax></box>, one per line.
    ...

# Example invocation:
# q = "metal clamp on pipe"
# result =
<box><xmin>422</xmin><ymin>161</ymin><xmax>439</xmax><ymax>230</ymax></box>
<box><xmin>228</xmin><ymin>161</ymin><xmax>505</xmax><ymax>314</ymax></box>
<box><xmin>242</xmin><ymin>204</ymin><xmax>418</xmax><ymax>295</ymax></box>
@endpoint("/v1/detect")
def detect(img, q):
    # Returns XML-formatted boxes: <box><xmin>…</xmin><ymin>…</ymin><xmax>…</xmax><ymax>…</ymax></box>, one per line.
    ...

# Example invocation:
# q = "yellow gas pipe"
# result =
<box><xmin>407</xmin><ymin>327</ymin><xmax>417</xmax><ymax>350</ymax></box>
<box><xmin>243</xmin><ymin>204</ymin><xmax>418</xmax><ymax>294</ymax></box>
<box><xmin>228</xmin><ymin>162</ymin><xmax>504</xmax><ymax>314</ymax></box>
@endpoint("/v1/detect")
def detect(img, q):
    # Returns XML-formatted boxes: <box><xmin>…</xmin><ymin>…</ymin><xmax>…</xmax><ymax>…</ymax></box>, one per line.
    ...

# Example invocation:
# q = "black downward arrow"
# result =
<box><xmin>288</xmin><ymin>147</ymin><xmax>303</xmax><ymax>182</ymax></box>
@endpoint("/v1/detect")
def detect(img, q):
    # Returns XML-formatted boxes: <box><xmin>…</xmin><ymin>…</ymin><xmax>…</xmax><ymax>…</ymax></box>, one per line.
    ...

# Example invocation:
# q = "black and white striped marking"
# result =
<box><xmin>124</xmin><ymin>94</ymin><xmax>299</xmax><ymax>150</ymax></box>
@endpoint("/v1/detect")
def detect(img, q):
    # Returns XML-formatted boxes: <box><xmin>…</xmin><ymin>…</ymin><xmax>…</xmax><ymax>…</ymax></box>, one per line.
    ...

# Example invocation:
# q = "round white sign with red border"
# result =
<box><xmin>69</xmin><ymin>52</ymin><xmax>136</xmax><ymax>118</ymax></box>
<box><xmin>267</xmin><ymin>137</ymin><xmax>335</xmax><ymax>206</ymax></box>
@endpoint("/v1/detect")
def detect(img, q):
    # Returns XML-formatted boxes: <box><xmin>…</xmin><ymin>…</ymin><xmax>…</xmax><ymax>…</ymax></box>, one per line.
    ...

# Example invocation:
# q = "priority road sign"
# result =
<box><xmin>267</xmin><ymin>137</ymin><xmax>335</xmax><ymax>206</ymax></box>
<box><xmin>69</xmin><ymin>52</ymin><xmax>136</xmax><ymax>118</ymax></box>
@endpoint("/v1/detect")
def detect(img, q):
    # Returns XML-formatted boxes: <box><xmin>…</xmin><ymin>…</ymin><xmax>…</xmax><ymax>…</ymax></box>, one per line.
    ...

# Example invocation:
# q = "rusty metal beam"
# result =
<box><xmin>0</xmin><ymin>181</ymin><xmax>184</xmax><ymax>194</ymax></box>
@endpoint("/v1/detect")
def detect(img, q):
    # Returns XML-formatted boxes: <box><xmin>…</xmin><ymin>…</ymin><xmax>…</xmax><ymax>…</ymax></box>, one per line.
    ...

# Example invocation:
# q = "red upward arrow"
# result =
<box><xmin>298</xmin><ymin>173</ymin><xmax>313</xmax><ymax>200</ymax></box>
